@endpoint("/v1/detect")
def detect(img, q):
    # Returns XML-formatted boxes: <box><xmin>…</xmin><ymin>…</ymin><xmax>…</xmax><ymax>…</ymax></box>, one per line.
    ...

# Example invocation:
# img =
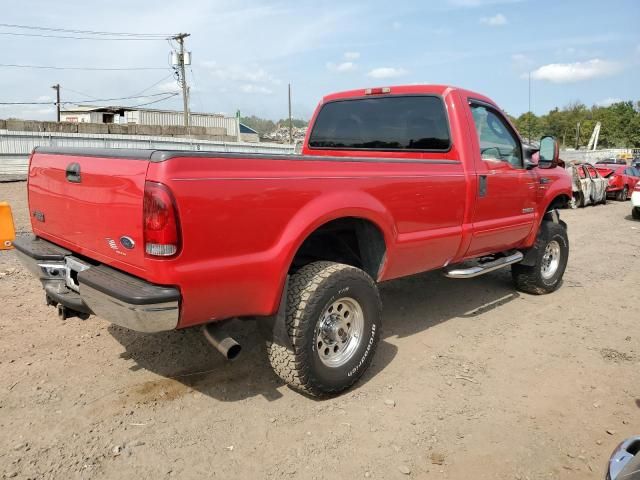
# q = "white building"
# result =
<box><xmin>60</xmin><ymin>105</ymin><xmax>244</xmax><ymax>139</ymax></box>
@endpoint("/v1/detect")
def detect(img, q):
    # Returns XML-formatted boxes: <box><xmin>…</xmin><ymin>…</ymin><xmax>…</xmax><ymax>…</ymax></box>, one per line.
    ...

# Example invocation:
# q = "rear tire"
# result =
<box><xmin>266</xmin><ymin>261</ymin><xmax>382</xmax><ymax>397</ymax></box>
<box><xmin>575</xmin><ymin>192</ymin><xmax>585</xmax><ymax>208</ymax></box>
<box><xmin>512</xmin><ymin>221</ymin><xmax>569</xmax><ymax>295</ymax></box>
<box><xmin>632</xmin><ymin>207</ymin><xmax>640</xmax><ymax>220</ymax></box>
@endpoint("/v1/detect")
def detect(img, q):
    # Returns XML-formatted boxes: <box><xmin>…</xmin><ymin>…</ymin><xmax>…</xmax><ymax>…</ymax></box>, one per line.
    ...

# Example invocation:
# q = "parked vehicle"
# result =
<box><xmin>595</xmin><ymin>165</ymin><xmax>640</xmax><ymax>201</ymax></box>
<box><xmin>631</xmin><ymin>182</ymin><xmax>640</xmax><ymax>220</ymax></box>
<box><xmin>596</xmin><ymin>158</ymin><xmax>627</xmax><ymax>166</ymax></box>
<box><xmin>606</xmin><ymin>436</ymin><xmax>640</xmax><ymax>480</ymax></box>
<box><xmin>566</xmin><ymin>163</ymin><xmax>608</xmax><ymax>207</ymax></box>
<box><xmin>13</xmin><ymin>84</ymin><xmax>572</xmax><ymax>396</ymax></box>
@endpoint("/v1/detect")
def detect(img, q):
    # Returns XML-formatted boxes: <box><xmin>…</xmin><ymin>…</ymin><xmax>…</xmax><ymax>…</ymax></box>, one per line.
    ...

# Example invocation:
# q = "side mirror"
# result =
<box><xmin>538</xmin><ymin>135</ymin><xmax>559</xmax><ymax>169</ymax></box>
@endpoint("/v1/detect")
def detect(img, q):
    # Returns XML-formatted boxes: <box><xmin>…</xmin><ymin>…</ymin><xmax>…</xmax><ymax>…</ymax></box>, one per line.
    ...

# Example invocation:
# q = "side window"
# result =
<box><xmin>469</xmin><ymin>104</ymin><xmax>522</xmax><ymax>168</ymax></box>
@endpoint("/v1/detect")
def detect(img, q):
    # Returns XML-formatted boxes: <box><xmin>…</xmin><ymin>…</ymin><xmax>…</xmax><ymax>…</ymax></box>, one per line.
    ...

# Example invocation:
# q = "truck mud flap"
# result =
<box><xmin>520</xmin><ymin>211</ymin><xmax>567</xmax><ymax>267</ymax></box>
<box><xmin>258</xmin><ymin>276</ymin><xmax>294</xmax><ymax>352</ymax></box>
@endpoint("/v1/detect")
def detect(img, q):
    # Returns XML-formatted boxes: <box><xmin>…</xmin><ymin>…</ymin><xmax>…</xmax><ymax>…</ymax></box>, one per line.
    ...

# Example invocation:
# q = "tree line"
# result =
<box><xmin>509</xmin><ymin>101</ymin><xmax>640</xmax><ymax>149</ymax></box>
<box><xmin>240</xmin><ymin>115</ymin><xmax>308</xmax><ymax>136</ymax></box>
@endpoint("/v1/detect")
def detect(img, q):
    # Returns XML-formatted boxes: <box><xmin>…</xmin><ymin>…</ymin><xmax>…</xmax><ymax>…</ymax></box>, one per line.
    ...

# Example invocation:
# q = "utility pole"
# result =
<box><xmin>575</xmin><ymin>122</ymin><xmax>581</xmax><ymax>150</ymax></box>
<box><xmin>527</xmin><ymin>71</ymin><xmax>531</xmax><ymax>144</ymax></box>
<box><xmin>288</xmin><ymin>83</ymin><xmax>293</xmax><ymax>144</ymax></box>
<box><xmin>51</xmin><ymin>84</ymin><xmax>60</xmax><ymax>122</ymax></box>
<box><xmin>172</xmin><ymin>33</ymin><xmax>191</xmax><ymax>128</ymax></box>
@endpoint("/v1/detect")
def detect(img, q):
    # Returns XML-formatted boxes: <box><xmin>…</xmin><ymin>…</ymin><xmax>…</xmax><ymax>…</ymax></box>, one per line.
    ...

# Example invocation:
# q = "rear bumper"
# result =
<box><xmin>13</xmin><ymin>235</ymin><xmax>180</xmax><ymax>332</ymax></box>
<box><xmin>631</xmin><ymin>191</ymin><xmax>640</xmax><ymax>208</ymax></box>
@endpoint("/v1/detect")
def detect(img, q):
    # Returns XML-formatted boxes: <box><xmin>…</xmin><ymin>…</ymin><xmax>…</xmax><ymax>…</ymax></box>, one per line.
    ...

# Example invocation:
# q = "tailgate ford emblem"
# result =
<box><xmin>119</xmin><ymin>236</ymin><xmax>135</xmax><ymax>249</ymax></box>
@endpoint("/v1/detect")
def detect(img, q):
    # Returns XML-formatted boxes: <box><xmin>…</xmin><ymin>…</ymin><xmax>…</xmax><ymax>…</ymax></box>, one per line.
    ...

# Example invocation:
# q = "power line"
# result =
<box><xmin>0</xmin><ymin>23</ymin><xmax>173</xmax><ymax>37</ymax></box>
<box><xmin>0</xmin><ymin>31</ymin><xmax>168</xmax><ymax>41</ymax></box>
<box><xmin>126</xmin><ymin>93</ymin><xmax>180</xmax><ymax>108</ymax></box>
<box><xmin>0</xmin><ymin>63</ymin><xmax>169</xmax><ymax>71</ymax></box>
<box><xmin>0</xmin><ymin>92</ymin><xmax>179</xmax><ymax>106</ymax></box>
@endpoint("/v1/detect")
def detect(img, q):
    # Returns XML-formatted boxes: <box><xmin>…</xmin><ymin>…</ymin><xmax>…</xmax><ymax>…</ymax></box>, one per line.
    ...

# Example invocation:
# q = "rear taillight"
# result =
<box><xmin>143</xmin><ymin>181</ymin><xmax>180</xmax><ymax>257</ymax></box>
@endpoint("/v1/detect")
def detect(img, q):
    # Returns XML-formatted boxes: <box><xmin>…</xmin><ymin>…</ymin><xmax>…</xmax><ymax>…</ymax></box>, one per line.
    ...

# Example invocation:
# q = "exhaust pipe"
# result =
<box><xmin>203</xmin><ymin>323</ymin><xmax>242</xmax><ymax>361</ymax></box>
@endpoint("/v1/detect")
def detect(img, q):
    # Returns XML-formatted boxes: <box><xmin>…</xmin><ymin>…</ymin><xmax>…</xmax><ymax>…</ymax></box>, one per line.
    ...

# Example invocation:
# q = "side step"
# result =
<box><xmin>444</xmin><ymin>251</ymin><xmax>523</xmax><ymax>279</ymax></box>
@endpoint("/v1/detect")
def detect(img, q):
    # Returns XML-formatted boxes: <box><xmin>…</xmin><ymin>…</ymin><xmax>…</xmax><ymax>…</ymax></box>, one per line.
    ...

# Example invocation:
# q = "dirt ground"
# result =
<box><xmin>0</xmin><ymin>180</ymin><xmax>638</xmax><ymax>480</ymax></box>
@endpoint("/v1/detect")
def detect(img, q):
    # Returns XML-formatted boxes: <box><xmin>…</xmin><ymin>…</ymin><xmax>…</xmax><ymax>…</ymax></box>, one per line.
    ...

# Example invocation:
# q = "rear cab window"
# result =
<box><xmin>308</xmin><ymin>96</ymin><xmax>451</xmax><ymax>152</ymax></box>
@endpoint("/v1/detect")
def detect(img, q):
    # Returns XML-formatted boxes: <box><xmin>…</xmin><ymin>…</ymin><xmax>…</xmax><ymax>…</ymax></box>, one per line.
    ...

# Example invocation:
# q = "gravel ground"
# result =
<box><xmin>0</xmin><ymin>180</ymin><xmax>638</xmax><ymax>479</ymax></box>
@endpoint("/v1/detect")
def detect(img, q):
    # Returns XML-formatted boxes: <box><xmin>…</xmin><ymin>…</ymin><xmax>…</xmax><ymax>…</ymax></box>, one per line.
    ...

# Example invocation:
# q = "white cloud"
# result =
<box><xmin>239</xmin><ymin>84</ymin><xmax>273</xmax><ymax>95</ymax></box>
<box><xmin>480</xmin><ymin>13</ymin><xmax>507</xmax><ymax>26</ymax></box>
<box><xmin>449</xmin><ymin>0</ymin><xmax>520</xmax><ymax>7</ymax></box>
<box><xmin>326</xmin><ymin>61</ymin><xmax>357</xmax><ymax>72</ymax></box>
<box><xmin>596</xmin><ymin>97</ymin><xmax>622</xmax><ymax>107</ymax></box>
<box><xmin>529</xmin><ymin>59</ymin><xmax>622</xmax><ymax>83</ymax></box>
<box><xmin>201</xmin><ymin>61</ymin><xmax>281</xmax><ymax>85</ymax></box>
<box><xmin>392</xmin><ymin>21</ymin><xmax>402</xmax><ymax>30</ymax></box>
<box><xmin>511</xmin><ymin>53</ymin><xmax>533</xmax><ymax>68</ymax></box>
<box><xmin>367</xmin><ymin>67</ymin><xmax>408</xmax><ymax>79</ymax></box>
<box><xmin>157</xmin><ymin>81</ymin><xmax>181</xmax><ymax>93</ymax></box>
<box><xmin>344</xmin><ymin>51</ymin><xmax>360</xmax><ymax>60</ymax></box>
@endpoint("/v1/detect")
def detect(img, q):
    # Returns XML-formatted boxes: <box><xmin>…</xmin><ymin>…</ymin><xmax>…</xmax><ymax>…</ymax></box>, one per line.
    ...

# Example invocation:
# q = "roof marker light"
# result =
<box><xmin>364</xmin><ymin>87</ymin><xmax>391</xmax><ymax>95</ymax></box>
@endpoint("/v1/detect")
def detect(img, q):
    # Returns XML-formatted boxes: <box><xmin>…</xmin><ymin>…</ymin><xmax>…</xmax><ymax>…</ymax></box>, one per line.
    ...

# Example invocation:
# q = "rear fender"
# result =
<box><xmin>269</xmin><ymin>191</ymin><xmax>395</xmax><ymax>309</ymax></box>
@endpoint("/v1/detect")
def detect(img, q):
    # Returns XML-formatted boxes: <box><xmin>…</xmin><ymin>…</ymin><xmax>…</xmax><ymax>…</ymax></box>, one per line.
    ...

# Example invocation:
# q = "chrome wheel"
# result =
<box><xmin>315</xmin><ymin>297</ymin><xmax>364</xmax><ymax>368</ymax></box>
<box><xmin>541</xmin><ymin>240</ymin><xmax>561</xmax><ymax>280</ymax></box>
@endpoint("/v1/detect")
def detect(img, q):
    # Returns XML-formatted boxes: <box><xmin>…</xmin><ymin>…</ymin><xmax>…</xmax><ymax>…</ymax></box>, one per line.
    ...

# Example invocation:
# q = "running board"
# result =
<box><xmin>444</xmin><ymin>251</ymin><xmax>524</xmax><ymax>279</ymax></box>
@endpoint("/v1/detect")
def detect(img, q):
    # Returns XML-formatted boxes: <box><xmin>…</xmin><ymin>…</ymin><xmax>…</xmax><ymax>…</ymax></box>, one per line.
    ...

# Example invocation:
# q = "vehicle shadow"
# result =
<box><xmin>108</xmin><ymin>269</ymin><xmax>520</xmax><ymax>403</ymax></box>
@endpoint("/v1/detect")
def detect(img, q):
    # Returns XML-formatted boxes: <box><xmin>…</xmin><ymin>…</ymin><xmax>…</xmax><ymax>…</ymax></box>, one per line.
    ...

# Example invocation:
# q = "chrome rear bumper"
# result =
<box><xmin>14</xmin><ymin>236</ymin><xmax>180</xmax><ymax>332</ymax></box>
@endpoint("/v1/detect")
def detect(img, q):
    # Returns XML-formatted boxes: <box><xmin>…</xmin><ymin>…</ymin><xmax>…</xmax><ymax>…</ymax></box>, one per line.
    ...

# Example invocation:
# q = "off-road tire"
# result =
<box><xmin>266</xmin><ymin>261</ymin><xmax>382</xmax><ymax>397</ymax></box>
<box><xmin>632</xmin><ymin>207</ymin><xmax>640</xmax><ymax>220</ymax></box>
<box><xmin>575</xmin><ymin>192</ymin><xmax>584</xmax><ymax>208</ymax></box>
<box><xmin>512</xmin><ymin>221</ymin><xmax>569</xmax><ymax>295</ymax></box>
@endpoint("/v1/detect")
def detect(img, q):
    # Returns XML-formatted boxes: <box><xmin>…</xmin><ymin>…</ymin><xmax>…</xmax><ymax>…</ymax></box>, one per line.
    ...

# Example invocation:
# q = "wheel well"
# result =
<box><xmin>547</xmin><ymin>194</ymin><xmax>571</xmax><ymax>212</ymax></box>
<box><xmin>290</xmin><ymin>217</ymin><xmax>386</xmax><ymax>280</ymax></box>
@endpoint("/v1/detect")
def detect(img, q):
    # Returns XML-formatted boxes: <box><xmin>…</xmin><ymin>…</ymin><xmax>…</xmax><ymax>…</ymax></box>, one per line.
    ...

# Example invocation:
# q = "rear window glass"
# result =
<box><xmin>308</xmin><ymin>96</ymin><xmax>450</xmax><ymax>151</ymax></box>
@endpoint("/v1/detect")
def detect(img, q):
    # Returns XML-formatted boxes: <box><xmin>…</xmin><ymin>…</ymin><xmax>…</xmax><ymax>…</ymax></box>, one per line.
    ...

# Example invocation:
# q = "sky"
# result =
<box><xmin>1</xmin><ymin>0</ymin><xmax>639</xmax><ymax>122</ymax></box>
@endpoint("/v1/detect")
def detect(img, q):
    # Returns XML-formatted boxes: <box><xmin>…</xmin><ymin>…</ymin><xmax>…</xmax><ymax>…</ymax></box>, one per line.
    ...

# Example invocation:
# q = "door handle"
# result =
<box><xmin>479</xmin><ymin>175</ymin><xmax>488</xmax><ymax>197</ymax></box>
<box><xmin>65</xmin><ymin>162</ymin><xmax>81</xmax><ymax>183</ymax></box>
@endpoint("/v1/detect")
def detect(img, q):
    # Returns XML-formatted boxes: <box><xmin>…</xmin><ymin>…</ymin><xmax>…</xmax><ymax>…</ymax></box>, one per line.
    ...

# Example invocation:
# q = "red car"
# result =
<box><xmin>14</xmin><ymin>84</ymin><xmax>572</xmax><ymax>396</ymax></box>
<box><xmin>595</xmin><ymin>164</ymin><xmax>640</xmax><ymax>201</ymax></box>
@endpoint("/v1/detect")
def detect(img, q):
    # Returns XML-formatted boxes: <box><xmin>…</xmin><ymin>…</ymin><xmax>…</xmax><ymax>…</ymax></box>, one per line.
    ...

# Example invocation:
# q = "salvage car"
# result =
<box><xmin>606</xmin><ymin>436</ymin><xmax>640</xmax><ymax>480</ymax></box>
<box><xmin>567</xmin><ymin>163</ymin><xmax>608</xmax><ymax>207</ymax></box>
<box><xmin>631</xmin><ymin>182</ymin><xmax>640</xmax><ymax>220</ymax></box>
<box><xmin>13</xmin><ymin>84</ymin><xmax>572</xmax><ymax>396</ymax></box>
<box><xmin>595</xmin><ymin>164</ymin><xmax>640</xmax><ymax>201</ymax></box>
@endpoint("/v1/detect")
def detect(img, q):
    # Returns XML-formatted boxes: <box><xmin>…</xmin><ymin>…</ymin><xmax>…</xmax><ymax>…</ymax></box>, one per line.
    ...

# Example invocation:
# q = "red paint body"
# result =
<box><xmin>594</xmin><ymin>165</ymin><xmax>640</xmax><ymax>194</ymax></box>
<box><xmin>27</xmin><ymin>85</ymin><xmax>571</xmax><ymax>329</ymax></box>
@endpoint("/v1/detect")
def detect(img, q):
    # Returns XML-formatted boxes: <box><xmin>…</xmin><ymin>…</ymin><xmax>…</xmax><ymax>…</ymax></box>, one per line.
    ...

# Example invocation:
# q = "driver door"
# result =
<box><xmin>465</xmin><ymin>100</ymin><xmax>537</xmax><ymax>257</ymax></box>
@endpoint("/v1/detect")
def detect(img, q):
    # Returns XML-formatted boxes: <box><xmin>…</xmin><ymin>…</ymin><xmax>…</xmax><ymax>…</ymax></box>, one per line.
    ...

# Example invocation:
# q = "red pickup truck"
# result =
<box><xmin>15</xmin><ymin>84</ymin><xmax>571</xmax><ymax>396</ymax></box>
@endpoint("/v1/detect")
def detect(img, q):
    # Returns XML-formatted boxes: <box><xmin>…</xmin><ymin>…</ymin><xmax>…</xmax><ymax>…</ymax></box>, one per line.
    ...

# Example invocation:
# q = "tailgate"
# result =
<box><xmin>28</xmin><ymin>148</ymin><xmax>151</xmax><ymax>271</ymax></box>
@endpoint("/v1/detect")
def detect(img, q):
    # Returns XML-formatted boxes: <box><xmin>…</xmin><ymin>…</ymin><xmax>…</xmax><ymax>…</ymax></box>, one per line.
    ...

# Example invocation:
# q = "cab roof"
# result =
<box><xmin>321</xmin><ymin>84</ymin><xmax>495</xmax><ymax>107</ymax></box>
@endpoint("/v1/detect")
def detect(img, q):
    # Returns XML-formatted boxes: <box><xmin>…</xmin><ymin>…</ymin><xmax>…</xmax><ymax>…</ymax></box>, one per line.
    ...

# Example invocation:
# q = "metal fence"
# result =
<box><xmin>0</xmin><ymin>129</ymin><xmax>295</xmax><ymax>177</ymax></box>
<box><xmin>560</xmin><ymin>148</ymin><xmax>637</xmax><ymax>164</ymax></box>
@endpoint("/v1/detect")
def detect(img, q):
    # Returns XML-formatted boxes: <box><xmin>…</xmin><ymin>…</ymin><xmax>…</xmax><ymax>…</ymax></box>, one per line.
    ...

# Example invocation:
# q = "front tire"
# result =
<box><xmin>266</xmin><ymin>262</ymin><xmax>382</xmax><ymax>397</ymax></box>
<box><xmin>632</xmin><ymin>207</ymin><xmax>640</xmax><ymax>220</ymax></box>
<box><xmin>616</xmin><ymin>186</ymin><xmax>628</xmax><ymax>201</ymax></box>
<box><xmin>512</xmin><ymin>221</ymin><xmax>569</xmax><ymax>295</ymax></box>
